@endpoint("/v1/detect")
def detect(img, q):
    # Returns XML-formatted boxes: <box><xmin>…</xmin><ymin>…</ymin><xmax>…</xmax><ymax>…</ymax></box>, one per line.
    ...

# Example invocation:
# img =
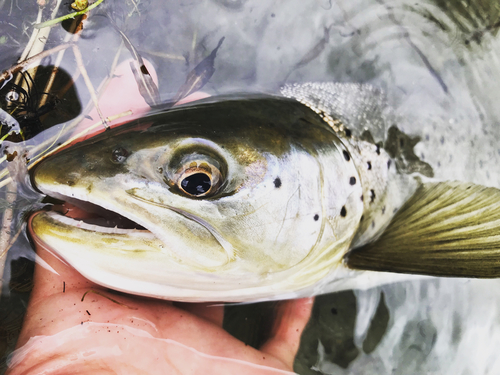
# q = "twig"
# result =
<box><xmin>16</xmin><ymin>0</ymin><xmax>64</xmax><ymax>85</ymax></box>
<box><xmin>38</xmin><ymin>16</ymin><xmax>85</xmax><ymax>108</ymax></box>
<box><xmin>34</xmin><ymin>0</ymin><xmax>105</xmax><ymax>29</ymax></box>
<box><xmin>127</xmin><ymin>0</ymin><xmax>140</xmax><ymax>17</ymax></box>
<box><xmin>71</xmin><ymin>44</ymin><xmax>108</xmax><ymax>128</ymax></box>
<box><xmin>137</xmin><ymin>49</ymin><xmax>185</xmax><ymax>61</ymax></box>
<box><xmin>191</xmin><ymin>28</ymin><xmax>198</xmax><ymax>58</ymax></box>
<box><xmin>18</xmin><ymin>6</ymin><xmax>45</xmax><ymax>62</ymax></box>
<box><xmin>0</xmin><ymin>181</ymin><xmax>17</xmax><ymax>290</ymax></box>
<box><xmin>0</xmin><ymin>43</ymin><xmax>74</xmax><ymax>85</ymax></box>
<box><xmin>81</xmin><ymin>289</ymin><xmax>138</xmax><ymax>309</ymax></box>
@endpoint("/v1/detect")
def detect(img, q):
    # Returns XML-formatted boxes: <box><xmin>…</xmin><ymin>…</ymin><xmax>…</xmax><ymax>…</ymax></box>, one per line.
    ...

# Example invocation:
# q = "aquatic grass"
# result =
<box><xmin>34</xmin><ymin>0</ymin><xmax>105</xmax><ymax>29</ymax></box>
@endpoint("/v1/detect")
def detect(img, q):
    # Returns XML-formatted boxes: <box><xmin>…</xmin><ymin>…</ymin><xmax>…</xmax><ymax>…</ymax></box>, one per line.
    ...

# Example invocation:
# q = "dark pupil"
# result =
<box><xmin>181</xmin><ymin>173</ymin><xmax>211</xmax><ymax>196</ymax></box>
<box><xmin>111</xmin><ymin>147</ymin><xmax>129</xmax><ymax>163</ymax></box>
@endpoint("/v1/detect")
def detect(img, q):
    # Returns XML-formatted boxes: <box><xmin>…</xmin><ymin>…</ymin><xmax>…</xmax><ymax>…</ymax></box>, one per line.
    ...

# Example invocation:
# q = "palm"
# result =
<box><xmin>7</xmin><ymin>220</ymin><xmax>312</xmax><ymax>375</ymax></box>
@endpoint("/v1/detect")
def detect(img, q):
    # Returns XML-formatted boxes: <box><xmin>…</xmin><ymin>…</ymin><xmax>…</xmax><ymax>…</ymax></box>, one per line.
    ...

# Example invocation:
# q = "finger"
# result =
<box><xmin>259</xmin><ymin>297</ymin><xmax>314</xmax><ymax>369</ymax></box>
<box><xmin>173</xmin><ymin>302</ymin><xmax>224</xmax><ymax>327</ymax></box>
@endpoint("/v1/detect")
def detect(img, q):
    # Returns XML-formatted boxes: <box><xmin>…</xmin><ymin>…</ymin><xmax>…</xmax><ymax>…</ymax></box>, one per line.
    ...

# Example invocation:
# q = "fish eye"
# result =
<box><xmin>174</xmin><ymin>160</ymin><xmax>223</xmax><ymax>198</ymax></box>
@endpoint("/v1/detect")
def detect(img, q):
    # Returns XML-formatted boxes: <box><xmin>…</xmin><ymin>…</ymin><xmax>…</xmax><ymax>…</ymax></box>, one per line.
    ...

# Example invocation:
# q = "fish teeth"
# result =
<box><xmin>47</xmin><ymin>211</ymin><xmax>152</xmax><ymax>236</ymax></box>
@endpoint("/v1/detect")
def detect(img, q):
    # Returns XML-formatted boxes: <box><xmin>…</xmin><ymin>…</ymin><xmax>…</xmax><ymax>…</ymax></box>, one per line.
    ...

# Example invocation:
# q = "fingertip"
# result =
<box><xmin>259</xmin><ymin>297</ymin><xmax>315</xmax><ymax>370</ymax></box>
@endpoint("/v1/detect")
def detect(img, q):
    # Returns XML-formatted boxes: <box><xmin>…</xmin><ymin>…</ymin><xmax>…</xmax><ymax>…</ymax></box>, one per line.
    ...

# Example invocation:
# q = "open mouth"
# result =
<box><xmin>43</xmin><ymin>196</ymin><xmax>147</xmax><ymax>233</ymax></box>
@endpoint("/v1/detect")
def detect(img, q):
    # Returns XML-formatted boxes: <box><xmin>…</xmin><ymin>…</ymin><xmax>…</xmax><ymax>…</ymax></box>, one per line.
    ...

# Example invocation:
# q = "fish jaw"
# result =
<box><xmin>27</xmin><ymin>211</ymin><xmax>240</xmax><ymax>301</ymax></box>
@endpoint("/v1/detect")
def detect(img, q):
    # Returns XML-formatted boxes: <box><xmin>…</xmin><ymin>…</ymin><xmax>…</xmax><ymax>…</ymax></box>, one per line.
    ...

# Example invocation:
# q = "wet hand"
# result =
<box><xmin>7</xmin><ymin>239</ymin><xmax>312</xmax><ymax>374</ymax></box>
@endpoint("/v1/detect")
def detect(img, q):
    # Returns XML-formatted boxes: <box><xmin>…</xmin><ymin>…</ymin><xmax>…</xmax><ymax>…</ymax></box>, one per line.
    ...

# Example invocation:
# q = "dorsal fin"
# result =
<box><xmin>345</xmin><ymin>181</ymin><xmax>500</xmax><ymax>277</ymax></box>
<box><xmin>281</xmin><ymin>82</ymin><xmax>391</xmax><ymax>142</ymax></box>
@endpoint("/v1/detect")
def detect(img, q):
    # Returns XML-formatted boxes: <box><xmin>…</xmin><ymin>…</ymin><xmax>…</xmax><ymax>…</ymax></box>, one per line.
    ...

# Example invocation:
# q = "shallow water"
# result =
<box><xmin>1</xmin><ymin>0</ymin><xmax>500</xmax><ymax>373</ymax></box>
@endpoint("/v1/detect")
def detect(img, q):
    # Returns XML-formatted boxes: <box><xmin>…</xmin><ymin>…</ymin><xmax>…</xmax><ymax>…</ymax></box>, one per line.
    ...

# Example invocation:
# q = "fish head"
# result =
<box><xmin>30</xmin><ymin>97</ymin><xmax>364</xmax><ymax>301</ymax></box>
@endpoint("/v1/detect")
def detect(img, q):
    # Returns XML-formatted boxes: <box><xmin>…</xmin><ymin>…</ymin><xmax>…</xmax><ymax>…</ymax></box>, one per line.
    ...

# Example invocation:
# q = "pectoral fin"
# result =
<box><xmin>345</xmin><ymin>181</ymin><xmax>500</xmax><ymax>277</ymax></box>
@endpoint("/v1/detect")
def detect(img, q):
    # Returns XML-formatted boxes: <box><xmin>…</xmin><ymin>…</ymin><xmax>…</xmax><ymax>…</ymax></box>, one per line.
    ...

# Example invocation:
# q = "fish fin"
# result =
<box><xmin>280</xmin><ymin>82</ymin><xmax>390</xmax><ymax>142</ymax></box>
<box><xmin>345</xmin><ymin>181</ymin><xmax>500</xmax><ymax>278</ymax></box>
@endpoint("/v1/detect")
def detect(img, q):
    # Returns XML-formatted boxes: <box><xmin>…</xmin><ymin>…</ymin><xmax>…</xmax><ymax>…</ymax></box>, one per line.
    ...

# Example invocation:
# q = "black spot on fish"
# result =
<box><xmin>271</xmin><ymin>13</ymin><xmax>275</xmax><ymax>17</ymax></box>
<box><xmin>340</xmin><ymin>206</ymin><xmax>347</xmax><ymax>217</ymax></box>
<box><xmin>343</xmin><ymin>150</ymin><xmax>350</xmax><ymax>161</ymax></box>
<box><xmin>360</xmin><ymin>215</ymin><xmax>364</xmax><ymax>221</ymax></box>
<box><xmin>360</xmin><ymin>195</ymin><xmax>364</xmax><ymax>202</ymax></box>
<box><xmin>387</xmin><ymin>160</ymin><xmax>391</xmax><ymax>169</ymax></box>
<box><xmin>111</xmin><ymin>147</ymin><xmax>129</xmax><ymax>164</ymax></box>
<box><xmin>274</xmin><ymin>177</ymin><xmax>282</xmax><ymax>188</ymax></box>
<box><xmin>370</xmin><ymin>189</ymin><xmax>376</xmax><ymax>203</ymax></box>
<box><xmin>393</xmin><ymin>208</ymin><xmax>398</xmax><ymax>214</ymax></box>
<box><xmin>375</xmin><ymin>144</ymin><xmax>381</xmax><ymax>155</ymax></box>
<box><xmin>367</xmin><ymin>161</ymin><xmax>372</xmax><ymax>170</ymax></box>
<box><xmin>345</xmin><ymin>128</ymin><xmax>352</xmax><ymax>137</ymax></box>
<box><xmin>371</xmin><ymin>221</ymin><xmax>375</xmax><ymax>229</ymax></box>
<box><xmin>382</xmin><ymin>206</ymin><xmax>386</xmax><ymax>214</ymax></box>
<box><xmin>349</xmin><ymin>177</ymin><xmax>356</xmax><ymax>185</ymax></box>
<box><xmin>440</xmin><ymin>136</ymin><xmax>445</xmax><ymax>145</ymax></box>
<box><xmin>399</xmin><ymin>138</ymin><xmax>404</xmax><ymax>147</ymax></box>
<box><xmin>314</xmin><ymin>214</ymin><xmax>319</xmax><ymax>221</ymax></box>
<box><xmin>331</xmin><ymin>308</ymin><xmax>338</xmax><ymax>315</ymax></box>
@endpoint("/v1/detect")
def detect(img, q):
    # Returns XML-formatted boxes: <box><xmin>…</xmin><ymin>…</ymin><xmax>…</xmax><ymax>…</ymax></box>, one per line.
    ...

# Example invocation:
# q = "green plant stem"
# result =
<box><xmin>34</xmin><ymin>0</ymin><xmax>105</xmax><ymax>29</ymax></box>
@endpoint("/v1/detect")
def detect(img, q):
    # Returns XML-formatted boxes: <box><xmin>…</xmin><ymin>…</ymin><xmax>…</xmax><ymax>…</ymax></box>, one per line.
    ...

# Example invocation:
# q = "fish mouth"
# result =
<box><xmin>44</xmin><ymin>198</ymin><xmax>148</xmax><ymax>233</ymax></box>
<box><xmin>29</xmin><ymin>193</ymin><xmax>165</xmax><ymax>260</ymax></box>
<box><xmin>30</xmin><ymin>182</ymin><xmax>232</xmax><ymax>270</ymax></box>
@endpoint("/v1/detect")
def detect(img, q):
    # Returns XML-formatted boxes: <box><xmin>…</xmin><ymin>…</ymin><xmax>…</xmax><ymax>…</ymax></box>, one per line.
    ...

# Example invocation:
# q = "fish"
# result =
<box><xmin>27</xmin><ymin>82</ymin><xmax>500</xmax><ymax>302</ymax></box>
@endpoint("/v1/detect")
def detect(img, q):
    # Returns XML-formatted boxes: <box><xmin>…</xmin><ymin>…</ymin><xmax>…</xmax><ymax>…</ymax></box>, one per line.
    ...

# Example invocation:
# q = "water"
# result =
<box><xmin>1</xmin><ymin>0</ymin><xmax>500</xmax><ymax>373</ymax></box>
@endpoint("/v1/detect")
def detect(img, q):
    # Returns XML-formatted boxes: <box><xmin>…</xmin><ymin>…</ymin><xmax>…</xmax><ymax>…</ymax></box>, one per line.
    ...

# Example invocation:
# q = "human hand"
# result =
<box><xmin>7</xmin><ymin>234</ymin><xmax>313</xmax><ymax>375</ymax></box>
